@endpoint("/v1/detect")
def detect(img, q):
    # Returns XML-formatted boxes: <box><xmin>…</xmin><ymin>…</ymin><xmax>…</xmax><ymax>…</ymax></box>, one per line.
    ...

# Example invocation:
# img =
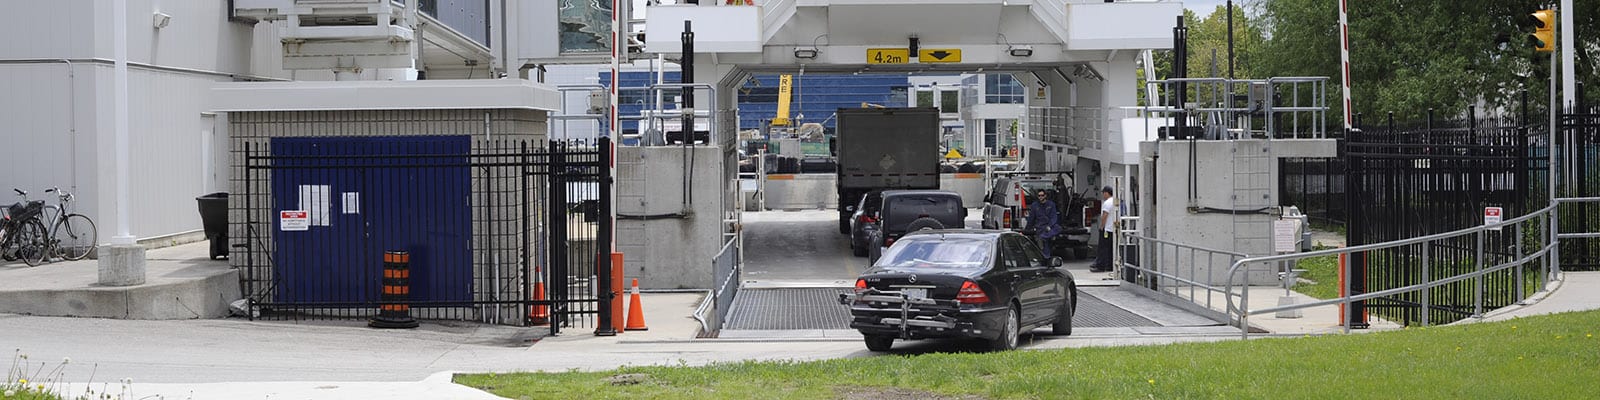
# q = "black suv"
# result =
<box><xmin>867</xmin><ymin>190</ymin><xmax>966</xmax><ymax>263</ymax></box>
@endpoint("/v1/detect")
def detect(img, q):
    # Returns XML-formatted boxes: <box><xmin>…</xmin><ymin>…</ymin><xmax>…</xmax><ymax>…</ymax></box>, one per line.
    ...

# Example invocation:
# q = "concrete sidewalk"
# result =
<box><xmin>1474</xmin><ymin>271</ymin><xmax>1600</xmax><ymax>322</ymax></box>
<box><xmin>0</xmin><ymin>242</ymin><xmax>238</xmax><ymax>319</ymax></box>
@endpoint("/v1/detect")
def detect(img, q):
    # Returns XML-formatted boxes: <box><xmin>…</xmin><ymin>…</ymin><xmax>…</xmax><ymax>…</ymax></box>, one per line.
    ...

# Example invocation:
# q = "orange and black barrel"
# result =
<box><xmin>370</xmin><ymin>251</ymin><xmax>420</xmax><ymax>329</ymax></box>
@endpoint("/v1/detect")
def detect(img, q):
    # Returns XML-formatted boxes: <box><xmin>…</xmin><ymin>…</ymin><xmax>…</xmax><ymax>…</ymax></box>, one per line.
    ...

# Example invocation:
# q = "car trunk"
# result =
<box><xmin>860</xmin><ymin>267</ymin><xmax>979</xmax><ymax>300</ymax></box>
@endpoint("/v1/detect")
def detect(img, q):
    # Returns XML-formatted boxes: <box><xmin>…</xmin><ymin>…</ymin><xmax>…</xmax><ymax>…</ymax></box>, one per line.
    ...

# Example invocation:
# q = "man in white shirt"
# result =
<box><xmin>1090</xmin><ymin>186</ymin><xmax>1116</xmax><ymax>272</ymax></box>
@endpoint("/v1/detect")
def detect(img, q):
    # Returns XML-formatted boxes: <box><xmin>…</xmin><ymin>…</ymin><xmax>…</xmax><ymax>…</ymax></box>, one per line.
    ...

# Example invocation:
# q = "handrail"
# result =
<box><xmin>1216</xmin><ymin>199</ymin><xmax>1591</xmax><ymax>339</ymax></box>
<box><xmin>1117</xmin><ymin>231</ymin><xmax>1249</xmax><ymax>320</ymax></box>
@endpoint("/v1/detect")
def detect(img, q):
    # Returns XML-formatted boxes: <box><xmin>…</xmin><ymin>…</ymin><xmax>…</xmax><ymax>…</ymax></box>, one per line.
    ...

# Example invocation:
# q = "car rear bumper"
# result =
<box><xmin>840</xmin><ymin>292</ymin><xmax>1009</xmax><ymax>340</ymax></box>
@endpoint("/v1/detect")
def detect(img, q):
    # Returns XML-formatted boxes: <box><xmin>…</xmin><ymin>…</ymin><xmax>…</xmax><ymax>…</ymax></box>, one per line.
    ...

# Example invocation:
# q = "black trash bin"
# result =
<box><xmin>196</xmin><ymin>192</ymin><xmax>228</xmax><ymax>260</ymax></box>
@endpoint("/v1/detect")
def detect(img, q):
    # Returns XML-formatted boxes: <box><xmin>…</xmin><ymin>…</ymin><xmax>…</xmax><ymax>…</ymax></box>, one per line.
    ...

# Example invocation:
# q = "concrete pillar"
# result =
<box><xmin>99</xmin><ymin>245</ymin><xmax>146</xmax><ymax>286</ymax></box>
<box><xmin>101</xmin><ymin>0</ymin><xmax>146</xmax><ymax>287</ymax></box>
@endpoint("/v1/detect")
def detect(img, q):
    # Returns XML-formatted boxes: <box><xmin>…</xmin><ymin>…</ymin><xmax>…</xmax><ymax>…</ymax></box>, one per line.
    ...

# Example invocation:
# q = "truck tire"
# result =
<box><xmin>839</xmin><ymin>214</ymin><xmax>852</xmax><ymax>234</ymax></box>
<box><xmin>904</xmin><ymin>217</ymin><xmax>945</xmax><ymax>233</ymax></box>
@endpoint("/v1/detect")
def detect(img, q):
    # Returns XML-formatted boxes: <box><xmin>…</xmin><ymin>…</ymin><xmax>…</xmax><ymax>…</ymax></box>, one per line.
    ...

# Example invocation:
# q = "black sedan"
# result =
<box><xmin>839</xmin><ymin>230</ymin><xmax>1077</xmax><ymax>352</ymax></box>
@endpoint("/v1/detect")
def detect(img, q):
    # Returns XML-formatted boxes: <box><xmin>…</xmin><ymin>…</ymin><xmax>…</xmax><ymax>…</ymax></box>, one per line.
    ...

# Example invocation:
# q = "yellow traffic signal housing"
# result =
<box><xmin>1532</xmin><ymin>9</ymin><xmax>1555</xmax><ymax>53</ymax></box>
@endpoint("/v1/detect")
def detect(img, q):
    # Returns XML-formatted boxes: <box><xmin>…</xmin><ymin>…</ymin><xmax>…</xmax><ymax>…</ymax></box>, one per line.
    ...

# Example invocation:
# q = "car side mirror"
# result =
<box><xmin>1051</xmin><ymin>257</ymin><xmax>1065</xmax><ymax>267</ymax></box>
<box><xmin>846</xmin><ymin>205</ymin><xmax>856</xmax><ymax>212</ymax></box>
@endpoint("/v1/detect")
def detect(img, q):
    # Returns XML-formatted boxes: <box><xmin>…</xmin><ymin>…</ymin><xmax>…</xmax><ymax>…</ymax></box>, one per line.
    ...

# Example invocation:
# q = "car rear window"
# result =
<box><xmin>883</xmin><ymin>195</ymin><xmax>963</xmax><ymax>231</ymax></box>
<box><xmin>875</xmin><ymin>237</ymin><xmax>992</xmax><ymax>268</ymax></box>
<box><xmin>1019</xmin><ymin>181</ymin><xmax>1055</xmax><ymax>198</ymax></box>
<box><xmin>862</xmin><ymin>192</ymin><xmax>883</xmax><ymax>213</ymax></box>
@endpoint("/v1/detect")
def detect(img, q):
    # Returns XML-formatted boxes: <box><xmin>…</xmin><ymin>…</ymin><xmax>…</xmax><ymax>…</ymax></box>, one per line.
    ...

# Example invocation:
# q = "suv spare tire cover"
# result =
<box><xmin>905</xmin><ymin>217</ymin><xmax>945</xmax><ymax>232</ymax></box>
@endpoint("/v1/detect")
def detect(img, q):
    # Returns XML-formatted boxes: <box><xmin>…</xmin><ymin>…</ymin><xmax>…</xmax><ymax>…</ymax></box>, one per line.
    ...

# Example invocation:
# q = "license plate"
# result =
<box><xmin>901</xmin><ymin>288</ymin><xmax>927</xmax><ymax>299</ymax></box>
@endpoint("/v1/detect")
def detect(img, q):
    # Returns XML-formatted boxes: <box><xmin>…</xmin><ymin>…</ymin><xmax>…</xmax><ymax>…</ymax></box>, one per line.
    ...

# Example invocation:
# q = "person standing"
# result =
<box><xmin>1090</xmin><ymin>186</ymin><xmax>1117</xmax><ymax>272</ymax></box>
<box><xmin>1026</xmin><ymin>190</ymin><xmax>1061</xmax><ymax>258</ymax></box>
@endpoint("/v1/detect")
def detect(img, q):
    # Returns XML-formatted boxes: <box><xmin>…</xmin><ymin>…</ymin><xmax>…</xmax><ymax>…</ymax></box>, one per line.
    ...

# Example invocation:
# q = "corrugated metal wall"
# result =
<box><xmin>0</xmin><ymin>63</ymin><xmax>80</xmax><ymax>207</ymax></box>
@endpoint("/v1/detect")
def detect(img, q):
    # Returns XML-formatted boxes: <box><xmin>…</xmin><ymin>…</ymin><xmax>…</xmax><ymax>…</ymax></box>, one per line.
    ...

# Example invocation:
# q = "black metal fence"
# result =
<box><xmin>1279</xmin><ymin>157</ymin><xmax>1346</xmax><ymax>227</ymax></box>
<box><xmin>234</xmin><ymin>136</ymin><xmax>612</xmax><ymax>335</ymax></box>
<box><xmin>1346</xmin><ymin>110</ymin><xmax>1537</xmax><ymax>325</ymax></box>
<box><xmin>1556</xmin><ymin>109</ymin><xmax>1600</xmax><ymax>270</ymax></box>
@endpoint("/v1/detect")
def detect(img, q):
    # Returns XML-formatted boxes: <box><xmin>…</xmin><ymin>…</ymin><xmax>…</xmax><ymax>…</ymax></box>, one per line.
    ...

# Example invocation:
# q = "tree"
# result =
<box><xmin>1255</xmin><ymin>0</ymin><xmax>1600</xmax><ymax>123</ymax></box>
<box><xmin>1137</xmin><ymin>6</ymin><xmax>1266</xmax><ymax>106</ymax></box>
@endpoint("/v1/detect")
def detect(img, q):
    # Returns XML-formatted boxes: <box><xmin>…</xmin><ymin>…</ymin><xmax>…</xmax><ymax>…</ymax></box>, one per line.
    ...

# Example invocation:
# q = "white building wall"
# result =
<box><xmin>0</xmin><ymin>0</ymin><xmax>280</xmax><ymax>243</ymax></box>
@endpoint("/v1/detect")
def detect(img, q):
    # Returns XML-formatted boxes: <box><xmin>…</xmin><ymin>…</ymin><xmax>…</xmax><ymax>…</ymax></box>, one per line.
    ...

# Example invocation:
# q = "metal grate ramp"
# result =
<box><xmin>724</xmin><ymin>288</ymin><xmax>855</xmax><ymax>330</ymax></box>
<box><xmin>721</xmin><ymin>286</ymin><xmax>1169</xmax><ymax>331</ymax></box>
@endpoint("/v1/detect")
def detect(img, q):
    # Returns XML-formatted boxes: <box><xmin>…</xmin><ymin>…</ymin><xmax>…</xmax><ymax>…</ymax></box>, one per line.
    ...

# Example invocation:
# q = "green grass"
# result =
<box><xmin>1290</xmin><ymin>253</ymin><xmax>1340</xmax><ymax>300</ymax></box>
<box><xmin>459</xmin><ymin>310</ymin><xmax>1600</xmax><ymax>400</ymax></box>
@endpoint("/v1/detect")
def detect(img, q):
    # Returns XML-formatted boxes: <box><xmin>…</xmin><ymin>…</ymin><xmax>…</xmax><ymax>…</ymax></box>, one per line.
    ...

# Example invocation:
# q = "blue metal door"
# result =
<box><xmin>271</xmin><ymin>135</ymin><xmax>473</xmax><ymax>305</ymax></box>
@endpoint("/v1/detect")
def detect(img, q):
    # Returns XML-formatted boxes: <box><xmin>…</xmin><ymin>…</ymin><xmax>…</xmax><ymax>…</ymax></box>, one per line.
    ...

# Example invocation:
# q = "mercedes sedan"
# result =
<box><xmin>840</xmin><ymin>230</ymin><xmax>1077</xmax><ymax>352</ymax></box>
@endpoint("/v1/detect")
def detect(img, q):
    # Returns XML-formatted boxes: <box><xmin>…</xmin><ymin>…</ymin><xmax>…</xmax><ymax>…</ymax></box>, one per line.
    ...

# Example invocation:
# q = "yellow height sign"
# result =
<box><xmin>867</xmin><ymin>48</ymin><xmax>910</xmax><ymax>64</ymax></box>
<box><xmin>772</xmin><ymin>74</ymin><xmax>793</xmax><ymax>126</ymax></box>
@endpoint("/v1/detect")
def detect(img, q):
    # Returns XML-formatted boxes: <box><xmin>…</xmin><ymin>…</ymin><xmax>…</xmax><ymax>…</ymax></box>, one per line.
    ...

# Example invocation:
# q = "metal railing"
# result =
<box><xmin>1217</xmin><ymin>198</ymin><xmax>1600</xmax><ymax>338</ymax></box>
<box><xmin>550</xmin><ymin>83</ymin><xmax>722</xmax><ymax>146</ymax></box>
<box><xmin>694</xmin><ymin>237</ymin><xmax>742</xmax><ymax>336</ymax></box>
<box><xmin>1117</xmin><ymin>220</ymin><xmax>1249</xmax><ymax>323</ymax></box>
<box><xmin>1142</xmin><ymin>76</ymin><xmax>1330</xmax><ymax>140</ymax></box>
<box><xmin>1025</xmin><ymin>106</ymin><xmax>1103</xmax><ymax>150</ymax></box>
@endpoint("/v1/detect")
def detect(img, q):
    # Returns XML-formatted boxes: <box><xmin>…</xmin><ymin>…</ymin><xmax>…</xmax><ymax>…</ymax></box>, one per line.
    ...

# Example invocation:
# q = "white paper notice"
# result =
<box><xmin>343</xmin><ymin>192</ymin><xmax>360</xmax><ymax>214</ymax></box>
<box><xmin>298</xmin><ymin>184</ymin><xmax>331</xmax><ymax>226</ymax></box>
<box><xmin>1273</xmin><ymin>219</ymin><xmax>1300</xmax><ymax>253</ymax></box>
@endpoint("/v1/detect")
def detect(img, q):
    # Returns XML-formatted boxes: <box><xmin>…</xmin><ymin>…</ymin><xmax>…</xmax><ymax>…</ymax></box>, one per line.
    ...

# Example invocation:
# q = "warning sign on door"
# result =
<box><xmin>281</xmin><ymin>210</ymin><xmax>309</xmax><ymax>231</ymax></box>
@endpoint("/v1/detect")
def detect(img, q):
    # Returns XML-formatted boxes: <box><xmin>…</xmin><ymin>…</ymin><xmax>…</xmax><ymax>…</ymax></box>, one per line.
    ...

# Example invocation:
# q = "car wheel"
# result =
<box><xmin>852</xmin><ymin>241</ymin><xmax>868</xmax><ymax>257</ymax></box>
<box><xmin>864</xmin><ymin>335</ymin><xmax>894</xmax><ymax>352</ymax></box>
<box><xmin>1052</xmin><ymin>295</ymin><xmax>1074</xmax><ymax>336</ymax></box>
<box><xmin>989</xmin><ymin>304</ymin><xmax>1020</xmax><ymax>351</ymax></box>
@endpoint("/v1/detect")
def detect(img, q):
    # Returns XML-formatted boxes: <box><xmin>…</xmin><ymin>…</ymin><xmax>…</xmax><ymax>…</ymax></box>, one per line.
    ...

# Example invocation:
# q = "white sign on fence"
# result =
<box><xmin>1484</xmin><ymin>206</ymin><xmax>1503</xmax><ymax>231</ymax></box>
<box><xmin>280</xmin><ymin>210</ymin><xmax>309</xmax><ymax>231</ymax></box>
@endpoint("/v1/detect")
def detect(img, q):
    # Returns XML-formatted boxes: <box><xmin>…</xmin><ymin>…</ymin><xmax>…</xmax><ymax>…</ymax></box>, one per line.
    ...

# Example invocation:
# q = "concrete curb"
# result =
<box><xmin>1449</xmin><ymin>273</ymin><xmax>1567</xmax><ymax>325</ymax></box>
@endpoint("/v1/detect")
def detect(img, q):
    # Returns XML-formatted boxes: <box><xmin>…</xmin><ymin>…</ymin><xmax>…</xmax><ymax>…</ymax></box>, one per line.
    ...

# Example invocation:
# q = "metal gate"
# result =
<box><xmin>235</xmin><ymin>136</ymin><xmax>613</xmax><ymax>335</ymax></box>
<box><xmin>1345</xmin><ymin>110</ymin><xmax>1535</xmax><ymax>325</ymax></box>
<box><xmin>1556</xmin><ymin>105</ymin><xmax>1600</xmax><ymax>271</ymax></box>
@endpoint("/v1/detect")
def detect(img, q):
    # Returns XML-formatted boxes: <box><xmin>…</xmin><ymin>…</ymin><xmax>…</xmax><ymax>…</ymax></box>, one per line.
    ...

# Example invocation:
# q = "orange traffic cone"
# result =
<box><xmin>529</xmin><ymin>265</ymin><xmax>550</xmax><ymax>325</ymax></box>
<box><xmin>624</xmin><ymin>278</ymin><xmax>648</xmax><ymax>331</ymax></box>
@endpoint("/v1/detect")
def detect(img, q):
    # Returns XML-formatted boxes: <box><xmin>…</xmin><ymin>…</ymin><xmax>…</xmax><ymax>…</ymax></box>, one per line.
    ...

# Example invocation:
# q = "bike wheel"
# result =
<box><xmin>20</xmin><ymin>219</ymin><xmax>48</xmax><ymax>266</ymax></box>
<box><xmin>54</xmin><ymin>214</ymin><xmax>97</xmax><ymax>261</ymax></box>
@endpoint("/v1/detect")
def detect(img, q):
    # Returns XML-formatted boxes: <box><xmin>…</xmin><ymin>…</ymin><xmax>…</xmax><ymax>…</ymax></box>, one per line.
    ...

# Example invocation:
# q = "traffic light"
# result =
<box><xmin>1532</xmin><ymin>9</ymin><xmax>1555</xmax><ymax>53</ymax></box>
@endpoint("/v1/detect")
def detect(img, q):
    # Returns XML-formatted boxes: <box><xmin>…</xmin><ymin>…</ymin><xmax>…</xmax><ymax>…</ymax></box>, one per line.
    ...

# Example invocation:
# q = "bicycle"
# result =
<box><xmin>40</xmin><ymin>187</ymin><xmax>97</xmax><ymax>261</ymax></box>
<box><xmin>1</xmin><ymin>188</ymin><xmax>49</xmax><ymax>266</ymax></box>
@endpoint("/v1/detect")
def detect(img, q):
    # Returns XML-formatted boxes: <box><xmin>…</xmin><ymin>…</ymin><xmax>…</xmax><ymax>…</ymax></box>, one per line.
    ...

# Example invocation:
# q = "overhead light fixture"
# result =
<box><xmin>794</xmin><ymin>48</ymin><xmax>818</xmax><ymax>59</ymax></box>
<box><xmin>1008</xmin><ymin>45</ymin><xmax>1034</xmax><ymax>57</ymax></box>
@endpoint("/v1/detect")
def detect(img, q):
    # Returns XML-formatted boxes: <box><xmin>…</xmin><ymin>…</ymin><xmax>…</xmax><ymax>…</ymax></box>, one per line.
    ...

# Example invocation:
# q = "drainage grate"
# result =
<box><xmin>722</xmin><ymin>287</ymin><xmax>1161</xmax><ymax>330</ymax></box>
<box><xmin>724</xmin><ymin>288</ymin><xmax>855</xmax><ymax>330</ymax></box>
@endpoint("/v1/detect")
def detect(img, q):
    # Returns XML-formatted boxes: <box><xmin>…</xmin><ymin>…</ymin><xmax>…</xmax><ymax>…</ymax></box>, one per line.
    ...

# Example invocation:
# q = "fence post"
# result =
<box><xmin>1516</xmin><ymin>220</ymin><xmax>1526</xmax><ymax>304</ymax></box>
<box><xmin>595</xmin><ymin>137</ymin><xmax>618</xmax><ymax>337</ymax></box>
<box><xmin>1475</xmin><ymin>229</ymin><xmax>1485</xmax><ymax>318</ymax></box>
<box><xmin>1421</xmin><ymin>241</ymin><xmax>1430</xmax><ymax>327</ymax></box>
<box><xmin>1345</xmin><ymin>121</ymin><xmax>1368</xmax><ymax>329</ymax></box>
<box><xmin>548</xmin><ymin>142</ymin><xmax>568</xmax><ymax>335</ymax></box>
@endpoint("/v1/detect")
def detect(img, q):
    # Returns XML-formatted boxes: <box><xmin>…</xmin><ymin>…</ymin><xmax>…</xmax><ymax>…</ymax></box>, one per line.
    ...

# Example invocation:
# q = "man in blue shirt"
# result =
<box><xmin>1026</xmin><ymin>189</ymin><xmax>1061</xmax><ymax>258</ymax></box>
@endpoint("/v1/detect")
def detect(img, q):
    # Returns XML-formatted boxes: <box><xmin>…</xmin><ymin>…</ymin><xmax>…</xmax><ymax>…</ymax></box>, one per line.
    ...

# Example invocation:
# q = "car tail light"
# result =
<box><xmin>957</xmin><ymin>281</ymin><xmax>990</xmax><ymax>304</ymax></box>
<box><xmin>1001</xmin><ymin>209</ymin><xmax>1012</xmax><ymax>229</ymax></box>
<box><xmin>884</xmin><ymin>236</ymin><xmax>897</xmax><ymax>247</ymax></box>
<box><xmin>855</xmin><ymin>279</ymin><xmax>868</xmax><ymax>294</ymax></box>
<box><xmin>856</xmin><ymin>215</ymin><xmax>877</xmax><ymax>224</ymax></box>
